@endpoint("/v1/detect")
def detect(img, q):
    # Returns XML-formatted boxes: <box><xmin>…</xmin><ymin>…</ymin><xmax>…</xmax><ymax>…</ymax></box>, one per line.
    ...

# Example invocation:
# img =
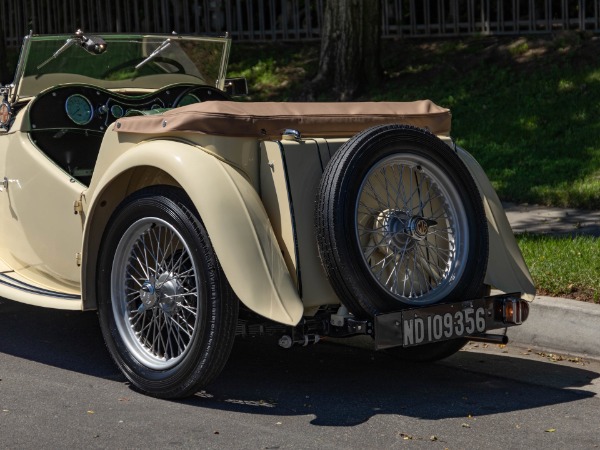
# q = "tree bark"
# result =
<box><xmin>311</xmin><ymin>0</ymin><xmax>381</xmax><ymax>101</ymax></box>
<box><xmin>0</xmin><ymin>20</ymin><xmax>9</xmax><ymax>84</ymax></box>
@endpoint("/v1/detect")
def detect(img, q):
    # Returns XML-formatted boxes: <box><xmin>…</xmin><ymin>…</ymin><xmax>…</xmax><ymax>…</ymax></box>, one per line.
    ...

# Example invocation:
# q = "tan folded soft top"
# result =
<box><xmin>113</xmin><ymin>100</ymin><xmax>451</xmax><ymax>139</ymax></box>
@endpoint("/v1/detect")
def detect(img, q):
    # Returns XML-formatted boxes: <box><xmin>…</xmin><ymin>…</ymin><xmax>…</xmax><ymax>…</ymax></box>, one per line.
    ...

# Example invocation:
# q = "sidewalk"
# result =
<box><xmin>503</xmin><ymin>202</ymin><xmax>600</xmax><ymax>236</ymax></box>
<box><xmin>502</xmin><ymin>203</ymin><xmax>600</xmax><ymax>360</ymax></box>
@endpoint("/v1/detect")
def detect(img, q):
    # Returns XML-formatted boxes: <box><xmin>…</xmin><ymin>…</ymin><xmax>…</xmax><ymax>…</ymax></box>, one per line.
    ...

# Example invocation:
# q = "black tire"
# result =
<box><xmin>97</xmin><ymin>186</ymin><xmax>238</xmax><ymax>398</ymax></box>
<box><xmin>316</xmin><ymin>124</ymin><xmax>488</xmax><ymax>318</ymax></box>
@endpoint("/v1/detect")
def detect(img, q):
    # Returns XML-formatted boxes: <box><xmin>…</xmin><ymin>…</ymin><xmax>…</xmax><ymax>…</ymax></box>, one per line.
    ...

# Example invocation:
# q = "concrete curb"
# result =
<box><xmin>506</xmin><ymin>295</ymin><xmax>600</xmax><ymax>359</ymax></box>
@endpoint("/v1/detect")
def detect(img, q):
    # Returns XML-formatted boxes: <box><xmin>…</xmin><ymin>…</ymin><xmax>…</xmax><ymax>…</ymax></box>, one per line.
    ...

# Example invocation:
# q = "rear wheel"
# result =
<box><xmin>98</xmin><ymin>186</ymin><xmax>237</xmax><ymax>398</ymax></box>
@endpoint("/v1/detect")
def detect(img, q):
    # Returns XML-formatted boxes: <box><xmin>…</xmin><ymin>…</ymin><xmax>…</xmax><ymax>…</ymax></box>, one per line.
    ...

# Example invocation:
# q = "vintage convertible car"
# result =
<box><xmin>0</xmin><ymin>31</ymin><xmax>535</xmax><ymax>398</ymax></box>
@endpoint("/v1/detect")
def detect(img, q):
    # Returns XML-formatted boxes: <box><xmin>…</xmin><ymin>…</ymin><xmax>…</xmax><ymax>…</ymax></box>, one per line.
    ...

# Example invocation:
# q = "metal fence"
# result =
<box><xmin>2</xmin><ymin>0</ymin><xmax>600</xmax><ymax>47</ymax></box>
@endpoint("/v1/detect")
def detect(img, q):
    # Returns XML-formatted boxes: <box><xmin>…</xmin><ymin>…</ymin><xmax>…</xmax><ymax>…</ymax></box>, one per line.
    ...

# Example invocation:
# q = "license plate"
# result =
<box><xmin>401</xmin><ymin>302</ymin><xmax>487</xmax><ymax>347</ymax></box>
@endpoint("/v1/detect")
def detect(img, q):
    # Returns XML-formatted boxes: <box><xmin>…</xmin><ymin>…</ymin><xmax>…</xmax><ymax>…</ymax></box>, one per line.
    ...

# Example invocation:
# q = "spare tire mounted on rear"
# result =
<box><xmin>315</xmin><ymin>124</ymin><xmax>489</xmax><ymax>319</ymax></box>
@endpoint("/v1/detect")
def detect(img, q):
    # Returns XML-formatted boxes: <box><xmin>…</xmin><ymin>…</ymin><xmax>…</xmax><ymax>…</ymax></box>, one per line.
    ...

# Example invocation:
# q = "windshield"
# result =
<box><xmin>14</xmin><ymin>33</ymin><xmax>231</xmax><ymax>100</ymax></box>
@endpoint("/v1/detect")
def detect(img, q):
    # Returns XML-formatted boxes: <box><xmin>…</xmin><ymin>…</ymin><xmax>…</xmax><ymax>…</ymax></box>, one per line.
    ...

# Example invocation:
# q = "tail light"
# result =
<box><xmin>502</xmin><ymin>298</ymin><xmax>529</xmax><ymax>324</ymax></box>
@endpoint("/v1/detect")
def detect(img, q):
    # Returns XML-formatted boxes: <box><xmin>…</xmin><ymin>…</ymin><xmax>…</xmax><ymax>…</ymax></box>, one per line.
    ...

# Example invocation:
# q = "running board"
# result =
<box><xmin>0</xmin><ymin>271</ymin><xmax>80</xmax><ymax>300</ymax></box>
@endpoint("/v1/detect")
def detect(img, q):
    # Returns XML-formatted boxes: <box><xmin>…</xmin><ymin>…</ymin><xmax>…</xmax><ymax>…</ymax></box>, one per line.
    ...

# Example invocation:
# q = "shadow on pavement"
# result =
<box><xmin>0</xmin><ymin>297</ymin><xmax>119</xmax><ymax>379</ymax></box>
<box><xmin>1</xmin><ymin>298</ymin><xmax>597</xmax><ymax>426</ymax></box>
<box><xmin>187</xmin><ymin>336</ymin><xmax>598</xmax><ymax>426</ymax></box>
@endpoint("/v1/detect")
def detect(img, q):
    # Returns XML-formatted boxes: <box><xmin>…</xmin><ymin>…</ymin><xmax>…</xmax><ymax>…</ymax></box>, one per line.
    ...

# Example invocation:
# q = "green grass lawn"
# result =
<box><xmin>517</xmin><ymin>234</ymin><xmax>600</xmax><ymax>303</ymax></box>
<box><xmin>228</xmin><ymin>33</ymin><xmax>600</xmax><ymax>301</ymax></box>
<box><xmin>229</xmin><ymin>32</ymin><xmax>600</xmax><ymax>209</ymax></box>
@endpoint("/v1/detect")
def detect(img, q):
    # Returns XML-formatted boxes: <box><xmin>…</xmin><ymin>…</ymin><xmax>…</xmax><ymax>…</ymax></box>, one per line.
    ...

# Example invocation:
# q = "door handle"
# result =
<box><xmin>0</xmin><ymin>177</ymin><xmax>14</xmax><ymax>192</ymax></box>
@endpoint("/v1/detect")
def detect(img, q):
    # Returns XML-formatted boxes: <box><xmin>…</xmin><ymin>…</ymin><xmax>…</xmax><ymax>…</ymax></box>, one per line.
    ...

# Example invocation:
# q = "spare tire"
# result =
<box><xmin>315</xmin><ymin>124</ymin><xmax>488</xmax><ymax>318</ymax></box>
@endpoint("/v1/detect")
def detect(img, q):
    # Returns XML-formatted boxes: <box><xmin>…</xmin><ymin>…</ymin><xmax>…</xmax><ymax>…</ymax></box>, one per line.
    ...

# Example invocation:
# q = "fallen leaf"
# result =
<box><xmin>545</xmin><ymin>428</ymin><xmax>556</xmax><ymax>433</ymax></box>
<box><xmin>430</xmin><ymin>435</ymin><xmax>438</xmax><ymax>441</ymax></box>
<box><xmin>399</xmin><ymin>433</ymin><xmax>413</xmax><ymax>440</ymax></box>
<box><xmin>461</xmin><ymin>423</ymin><xmax>471</xmax><ymax>428</ymax></box>
<box><xmin>87</xmin><ymin>410</ymin><xmax>94</xmax><ymax>414</ymax></box>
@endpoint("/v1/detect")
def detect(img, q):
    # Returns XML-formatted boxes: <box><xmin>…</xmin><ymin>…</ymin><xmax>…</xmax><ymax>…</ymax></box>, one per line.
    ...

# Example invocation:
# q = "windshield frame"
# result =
<box><xmin>11</xmin><ymin>32</ymin><xmax>231</xmax><ymax>104</ymax></box>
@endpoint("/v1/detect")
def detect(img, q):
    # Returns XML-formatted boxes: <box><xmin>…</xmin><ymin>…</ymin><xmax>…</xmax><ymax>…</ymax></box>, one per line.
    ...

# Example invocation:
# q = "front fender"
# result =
<box><xmin>83</xmin><ymin>138</ymin><xmax>304</xmax><ymax>325</ymax></box>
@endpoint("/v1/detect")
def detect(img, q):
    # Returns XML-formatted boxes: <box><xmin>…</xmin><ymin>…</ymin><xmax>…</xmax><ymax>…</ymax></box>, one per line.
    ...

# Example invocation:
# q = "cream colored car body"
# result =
<box><xmin>0</xmin><ymin>101</ymin><xmax>534</xmax><ymax>326</ymax></box>
<box><xmin>0</xmin><ymin>32</ymin><xmax>534</xmax><ymax>329</ymax></box>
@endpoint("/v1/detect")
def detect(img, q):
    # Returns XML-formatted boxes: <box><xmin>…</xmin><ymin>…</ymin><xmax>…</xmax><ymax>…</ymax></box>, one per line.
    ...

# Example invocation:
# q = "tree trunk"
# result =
<box><xmin>311</xmin><ymin>0</ymin><xmax>381</xmax><ymax>101</ymax></box>
<box><xmin>0</xmin><ymin>20</ymin><xmax>9</xmax><ymax>84</ymax></box>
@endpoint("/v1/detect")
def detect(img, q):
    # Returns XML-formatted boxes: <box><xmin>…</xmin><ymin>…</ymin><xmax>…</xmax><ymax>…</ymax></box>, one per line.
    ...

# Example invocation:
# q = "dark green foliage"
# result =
<box><xmin>229</xmin><ymin>33</ymin><xmax>600</xmax><ymax>209</ymax></box>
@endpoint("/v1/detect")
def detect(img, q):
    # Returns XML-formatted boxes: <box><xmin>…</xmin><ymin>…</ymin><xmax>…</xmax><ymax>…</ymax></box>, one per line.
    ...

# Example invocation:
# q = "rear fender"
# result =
<box><xmin>82</xmin><ymin>139</ymin><xmax>303</xmax><ymax>325</ymax></box>
<box><xmin>456</xmin><ymin>146</ymin><xmax>536</xmax><ymax>301</ymax></box>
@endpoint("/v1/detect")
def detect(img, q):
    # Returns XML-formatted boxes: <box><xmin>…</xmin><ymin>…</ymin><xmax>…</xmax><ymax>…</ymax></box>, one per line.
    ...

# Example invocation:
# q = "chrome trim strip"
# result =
<box><xmin>0</xmin><ymin>272</ymin><xmax>80</xmax><ymax>299</ymax></box>
<box><xmin>11</xmin><ymin>31</ymin><xmax>32</xmax><ymax>104</ymax></box>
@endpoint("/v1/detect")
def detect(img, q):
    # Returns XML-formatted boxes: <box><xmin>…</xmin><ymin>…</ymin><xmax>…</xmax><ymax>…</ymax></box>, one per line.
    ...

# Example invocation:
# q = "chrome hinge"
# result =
<box><xmin>75</xmin><ymin>252</ymin><xmax>82</xmax><ymax>267</ymax></box>
<box><xmin>282</xmin><ymin>129</ymin><xmax>302</xmax><ymax>141</ymax></box>
<box><xmin>73</xmin><ymin>199</ymin><xmax>83</xmax><ymax>215</ymax></box>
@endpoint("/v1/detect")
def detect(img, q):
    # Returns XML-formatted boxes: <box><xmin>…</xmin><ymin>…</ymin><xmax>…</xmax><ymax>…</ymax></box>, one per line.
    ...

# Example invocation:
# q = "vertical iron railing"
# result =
<box><xmin>2</xmin><ymin>0</ymin><xmax>600</xmax><ymax>47</ymax></box>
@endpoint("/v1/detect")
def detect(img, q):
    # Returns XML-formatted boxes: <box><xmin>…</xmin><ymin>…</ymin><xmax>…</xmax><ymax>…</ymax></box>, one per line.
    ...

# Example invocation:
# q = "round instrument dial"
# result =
<box><xmin>65</xmin><ymin>94</ymin><xmax>93</xmax><ymax>125</ymax></box>
<box><xmin>177</xmin><ymin>93</ymin><xmax>201</xmax><ymax>107</ymax></box>
<box><xmin>111</xmin><ymin>104</ymin><xmax>124</xmax><ymax>118</ymax></box>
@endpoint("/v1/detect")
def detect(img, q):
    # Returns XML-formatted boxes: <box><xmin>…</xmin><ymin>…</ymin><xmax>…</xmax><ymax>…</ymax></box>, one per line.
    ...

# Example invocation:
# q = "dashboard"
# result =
<box><xmin>26</xmin><ymin>83</ymin><xmax>229</xmax><ymax>185</ymax></box>
<box><xmin>28</xmin><ymin>83</ymin><xmax>229</xmax><ymax>131</ymax></box>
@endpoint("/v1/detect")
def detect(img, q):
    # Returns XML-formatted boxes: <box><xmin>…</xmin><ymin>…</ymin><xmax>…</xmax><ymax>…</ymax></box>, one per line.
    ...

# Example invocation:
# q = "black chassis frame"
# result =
<box><xmin>236</xmin><ymin>292</ymin><xmax>527</xmax><ymax>350</ymax></box>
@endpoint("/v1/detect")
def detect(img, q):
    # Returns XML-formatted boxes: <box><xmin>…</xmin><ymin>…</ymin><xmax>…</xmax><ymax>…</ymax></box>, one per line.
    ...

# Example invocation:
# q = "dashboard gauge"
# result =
<box><xmin>177</xmin><ymin>93</ymin><xmax>201</xmax><ymax>107</ymax></box>
<box><xmin>65</xmin><ymin>94</ymin><xmax>93</xmax><ymax>125</ymax></box>
<box><xmin>111</xmin><ymin>104</ymin><xmax>124</xmax><ymax>118</ymax></box>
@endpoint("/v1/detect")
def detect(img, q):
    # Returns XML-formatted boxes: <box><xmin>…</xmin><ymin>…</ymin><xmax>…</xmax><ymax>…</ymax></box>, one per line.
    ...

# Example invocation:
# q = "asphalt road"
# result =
<box><xmin>1</xmin><ymin>298</ymin><xmax>599</xmax><ymax>449</ymax></box>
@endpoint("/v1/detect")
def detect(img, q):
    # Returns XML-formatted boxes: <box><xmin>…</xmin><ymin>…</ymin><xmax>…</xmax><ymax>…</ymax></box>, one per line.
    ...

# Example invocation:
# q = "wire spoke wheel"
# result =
<box><xmin>112</xmin><ymin>217</ymin><xmax>200</xmax><ymax>370</ymax></box>
<box><xmin>316</xmin><ymin>124</ymin><xmax>488</xmax><ymax>319</ymax></box>
<box><xmin>98</xmin><ymin>187</ymin><xmax>237</xmax><ymax>398</ymax></box>
<box><xmin>355</xmin><ymin>154</ymin><xmax>467</xmax><ymax>306</ymax></box>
